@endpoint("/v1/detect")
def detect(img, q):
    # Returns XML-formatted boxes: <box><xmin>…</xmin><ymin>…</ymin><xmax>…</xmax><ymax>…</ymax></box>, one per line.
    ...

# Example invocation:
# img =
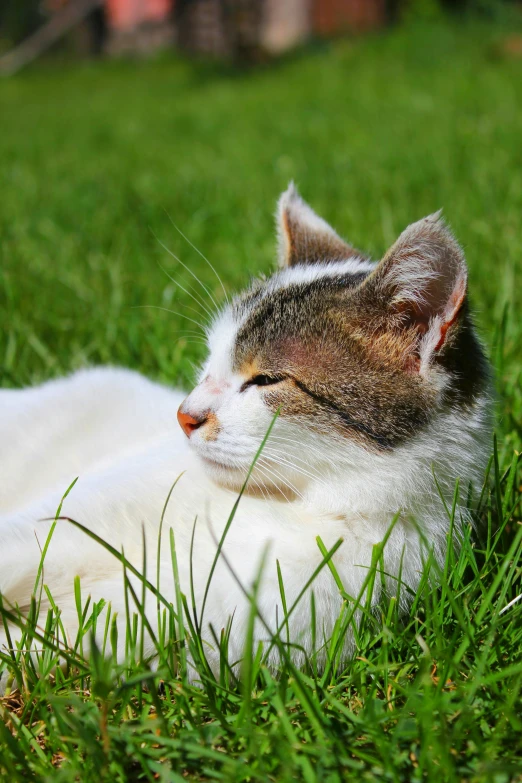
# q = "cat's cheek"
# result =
<box><xmin>261</xmin><ymin>386</ymin><xmax>315</xmax><ymax>423</ymax></box>
<box><xmin>222</xmin><ymin>388</ymin><xmax>272</xmax><ymax>433</ymax></box>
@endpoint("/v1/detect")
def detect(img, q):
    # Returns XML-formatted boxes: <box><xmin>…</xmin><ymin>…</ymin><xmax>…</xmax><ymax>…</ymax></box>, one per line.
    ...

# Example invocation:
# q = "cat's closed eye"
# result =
<box><xmin>241</xmin><ymin>374</ymin><xmax>284</xmax><ymax>391</ymax></box>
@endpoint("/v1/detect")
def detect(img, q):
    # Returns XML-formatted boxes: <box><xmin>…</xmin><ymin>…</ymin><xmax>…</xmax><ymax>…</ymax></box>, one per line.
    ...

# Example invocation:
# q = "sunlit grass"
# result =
<box><xmin>1</xmin><ymin>15</ymin><xmax>522</xmax><ymax>782</ymax></box>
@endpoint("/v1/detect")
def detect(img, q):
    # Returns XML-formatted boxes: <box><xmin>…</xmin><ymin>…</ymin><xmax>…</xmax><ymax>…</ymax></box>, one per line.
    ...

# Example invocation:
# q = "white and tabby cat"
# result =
<box><xmin>0</xmin><ymin>185</ymin><xmax>491</xmax><ymax>692</ymax></box>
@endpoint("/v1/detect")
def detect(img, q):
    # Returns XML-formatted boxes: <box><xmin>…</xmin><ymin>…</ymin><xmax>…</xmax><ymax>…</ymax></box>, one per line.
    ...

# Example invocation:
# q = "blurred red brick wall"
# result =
<box><xmin>107</xmin><ymin>0</ymin><xmax>172</xmax><ymax>30</ymax></box>
<box><xmin>313</xmin><ymin>0</ymin><xmax>386</xmax><ymax>34</ymax></box>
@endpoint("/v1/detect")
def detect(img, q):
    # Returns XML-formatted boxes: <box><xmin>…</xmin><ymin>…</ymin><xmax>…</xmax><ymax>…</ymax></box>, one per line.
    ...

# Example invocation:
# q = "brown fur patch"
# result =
<box><xmin>237</xmin><ymin>359</ymin><xmax>260</xmax><ymax>383</ymax></box>
<box><xmin>278</xmin><ymin>184</ymin><xmax>368</xmax><ymax>268</ymax></box>
<box><xmin>233</xmin><ymin>271</ymin><xmax>488</xmax><ymax>451</ymax></box>
<box><xmin>282</xmin><ymin>210</ymin><xmax>363</xmax><ymax>267</ymax></box>
<box><xmin>201</xmin><ymin>412</ymin><xmax>221</xmax><ymax>442</ymax></box>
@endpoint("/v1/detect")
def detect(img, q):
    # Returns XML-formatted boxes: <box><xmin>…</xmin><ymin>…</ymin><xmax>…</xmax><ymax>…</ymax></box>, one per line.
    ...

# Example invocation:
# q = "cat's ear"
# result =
<box><xmin>276</xmin><ymin>183</ymin><xmax>366</xmax><ymax>268</ymax></box>
<box><xmin>368</xmin><ymin>211</ymin><xmax>467</xmax><ymax>358</ymax></box>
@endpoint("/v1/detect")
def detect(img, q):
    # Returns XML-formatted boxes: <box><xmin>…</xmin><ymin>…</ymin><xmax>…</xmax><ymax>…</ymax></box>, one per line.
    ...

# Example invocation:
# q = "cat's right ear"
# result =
<box><xmin>276</xmin><ymin>183</ymin><xmax>366</xmax><ymax>268</ymax></box>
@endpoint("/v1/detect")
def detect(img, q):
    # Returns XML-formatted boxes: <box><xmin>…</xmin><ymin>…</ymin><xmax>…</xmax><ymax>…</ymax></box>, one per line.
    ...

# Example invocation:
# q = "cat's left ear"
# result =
<box><xmin>366</xmin><ymin>211</ymin><xmax>468</xmax><ymax>359</ymax></box>
<box><xmin>277</xmin><ymin>183</ymin><xmax>367</xmax><ymax>268</ymax></box>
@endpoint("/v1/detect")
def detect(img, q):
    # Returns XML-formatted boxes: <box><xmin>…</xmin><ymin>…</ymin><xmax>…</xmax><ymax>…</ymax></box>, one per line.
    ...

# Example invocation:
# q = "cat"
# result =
<box><xmin>0</xmin><ymin>184</ymin><xmax>491</xmax><ymax>694</ymax></box>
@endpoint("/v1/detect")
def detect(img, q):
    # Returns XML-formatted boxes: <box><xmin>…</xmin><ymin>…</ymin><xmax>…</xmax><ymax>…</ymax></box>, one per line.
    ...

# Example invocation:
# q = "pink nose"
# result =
<box><xmin>177</xmin><ymin>407</ymin><xmax>207</xmax><ymax>438</ymax></box>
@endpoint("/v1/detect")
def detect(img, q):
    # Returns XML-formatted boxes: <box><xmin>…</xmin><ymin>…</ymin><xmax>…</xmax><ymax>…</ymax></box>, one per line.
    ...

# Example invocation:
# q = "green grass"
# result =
<box><xmin>1</xmin><ymin>16</ymin><xmax>522</xmax><ymax>783</ymax></box>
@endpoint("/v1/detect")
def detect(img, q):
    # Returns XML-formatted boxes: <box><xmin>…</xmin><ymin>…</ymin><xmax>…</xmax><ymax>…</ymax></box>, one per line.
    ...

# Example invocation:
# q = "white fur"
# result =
<box><xmin>268</xmin><ymin>258</ymin><xmax>377</xmax><ymax>289</ymax></box>
<box><xmin>0</xmin><ymin>319</ymin><xmax>490</xmax><ymax>695</ymax></box>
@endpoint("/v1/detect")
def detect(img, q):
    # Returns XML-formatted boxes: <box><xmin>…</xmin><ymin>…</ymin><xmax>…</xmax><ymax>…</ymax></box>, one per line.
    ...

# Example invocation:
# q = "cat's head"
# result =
<box><xmin>178</xmin><ymin>184</ymin><xmax>489</xmax><ymax>501</ymax></box>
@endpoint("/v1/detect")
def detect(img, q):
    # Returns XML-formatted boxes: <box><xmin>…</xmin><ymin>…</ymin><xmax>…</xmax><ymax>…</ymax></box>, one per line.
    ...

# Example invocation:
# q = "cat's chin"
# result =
<box><xmin>198</xmin><ymin>455</ymin><xmax>300</xmax><ymax>500</ymax></box>
<box><xmin>198</xmin><ymin>455</ymin><xmax>249</xmax><ymax>491</ymax></box>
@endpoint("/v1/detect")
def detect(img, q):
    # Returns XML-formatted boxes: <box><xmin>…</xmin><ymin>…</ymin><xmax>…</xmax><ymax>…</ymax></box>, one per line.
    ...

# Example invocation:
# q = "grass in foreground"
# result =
<box><xmin>1</xmin><ymin>15</ymin><xmax>522</xmax><ymax>783</ymax></box>
<box><xmin>0</xmin><ymin>445</ymin><xmax>521</xmax><ymax>782</ymax></box>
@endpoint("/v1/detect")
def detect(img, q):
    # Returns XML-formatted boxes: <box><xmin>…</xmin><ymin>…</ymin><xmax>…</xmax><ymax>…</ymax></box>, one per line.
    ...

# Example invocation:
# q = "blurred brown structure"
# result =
<box><xmin>0</xmin><ymin>0</ymin><xmax>389</xmax><ymax>74</ymax></box>
<box><xmin>174</xmin><ymin>0</ymin><xmax>387</xmax><ymax>58</ymax></box>
<box><xmin>105</xmin><ymin>0</ymin><xmax>388</xmax><ymax>58</ymax></box>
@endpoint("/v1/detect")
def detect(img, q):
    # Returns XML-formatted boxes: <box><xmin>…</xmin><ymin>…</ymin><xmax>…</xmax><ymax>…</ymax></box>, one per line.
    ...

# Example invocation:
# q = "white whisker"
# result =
<box><xmin>158</xmin><ymin>262</ymin><xmax>215</xmax><ymax>321</ymax></box>
<box><xmin>175</xmin><ymin>339</ymin><xmax>208</xmax><ymax>349</ymax></box>
<box><xmin>256</xmin><ymin>466</ymin><xmax>293</xmax><ymax>502</ymax></box>
<box><xmin>261</xmin><ymin>447</ymin><xmax>329</xmax><ymax>486</ymax></box>
<box><xmin>131</xmin><ymin>305</ymin><xmax>208</xmax><ymax>333</ymax></box>
<box><xmin>155</xmin><ymin>233</ymin><xmax>221</xmax><ymax>313</ymax></box>
<box><xmin>268</xmin><ymin>434</ymin><xmax>327</xmax><ymax>458</ymax></box>
<box><xmin>269</xmin><ymin>433</ymin><xmax>327</xmax><ymax>456</ymax></box>
<box><xmin>267</xmin><ymin>463</ymin><xmax>328</xmax><ymax>495</ymax></box>
<box><xmin>164</xmin><ymin>213</ymin><xmax>230</xmax><ymax>305</ymax></box>
<box><xmin>256</xmin><ymin>462</ymin><xmax>305</xmax><ymax>501</ymax></box>
<box><xmin>250</xmin><ymin>474</ymin><xmax>269</xmax><ymax>500</ymax></box>
<box><xmin>263</xmin><ymin>443</ymin><xmax>325</xmax><ymax>469</ymax></box>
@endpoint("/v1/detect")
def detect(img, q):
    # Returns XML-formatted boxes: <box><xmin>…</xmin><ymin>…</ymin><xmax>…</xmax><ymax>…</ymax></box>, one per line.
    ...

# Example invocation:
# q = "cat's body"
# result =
<box><xmin>0</xmin><ymin>187</ymin><xmax>491</xmax><ymax>693</ymax></box>
<box><xmin>0</xmin><ymin>368</ymin><xmax>375</xmax><ymax>676</ymax></box>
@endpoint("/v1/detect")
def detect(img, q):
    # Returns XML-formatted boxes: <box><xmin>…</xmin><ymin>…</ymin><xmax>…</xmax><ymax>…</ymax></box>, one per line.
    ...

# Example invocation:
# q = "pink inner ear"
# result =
<box><xmin>433</xmin><ymin>272</ymin><xmax>467</xmax><ymax>352</ymax></box>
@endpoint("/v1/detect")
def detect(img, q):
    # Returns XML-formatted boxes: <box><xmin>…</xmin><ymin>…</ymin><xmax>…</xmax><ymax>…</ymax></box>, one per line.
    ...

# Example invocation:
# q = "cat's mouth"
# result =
<box><xmin>200</xmin><ymin>454</ymin><xmax>235</xmax><ymax>469</ymax></box>
<box><xmin>200</xmin><ymin>452</ymin><xmax>272</xmax><ymax>474</ymax></box>
<box><xmin>198</xmin><ymin>453</ymin><xmax>253</xmax><ymax>491</ymax></box>
<box><xmin>198</xmin><ymin>452</ymin><xmax>249</xmax><ymax>475</ymax></box>
<box><xmin>199</xmin><ymin>453</ymin><xmax>299</xmax><ymax>500</ymax></box>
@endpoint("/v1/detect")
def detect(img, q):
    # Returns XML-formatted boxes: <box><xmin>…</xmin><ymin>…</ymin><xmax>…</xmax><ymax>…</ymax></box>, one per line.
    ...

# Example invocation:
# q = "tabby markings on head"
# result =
<box><xmin>228</xmin><ymin>184</ymin><xmax>489</xmax><ymax>451</ymax></box>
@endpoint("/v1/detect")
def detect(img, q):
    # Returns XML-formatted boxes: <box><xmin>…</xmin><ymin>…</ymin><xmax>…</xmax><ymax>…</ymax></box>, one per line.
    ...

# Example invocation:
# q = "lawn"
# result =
<box><xmin>1</xmin><ymin>16</ymin><xmax>522</xmax><ymax>782</ymax></box>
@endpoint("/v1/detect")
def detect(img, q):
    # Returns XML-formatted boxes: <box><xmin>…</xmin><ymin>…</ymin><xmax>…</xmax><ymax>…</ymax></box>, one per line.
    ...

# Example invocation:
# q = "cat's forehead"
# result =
<box><xmin>233</xmin><ymin>261</ymin><xmax>376</xmax><ymax>357</ymax></box>
<box><xmin>232</xmin><ymin>259</ymin><xmax>375</xmax><ymax>328</ymax></box>
<box><xmin>204</xmin><ymin>260</ymin><xmax>377</xmax><ymax>383</ymax></box>
<box><xmin>205</xmin><ymin>261</ymin><xmax>374</xmax><ymax>378</ymax></box>
<box><xmin>266</xmin><ymin>257</ymin><xmax>376</xmax><ymax>290</ymax></box>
